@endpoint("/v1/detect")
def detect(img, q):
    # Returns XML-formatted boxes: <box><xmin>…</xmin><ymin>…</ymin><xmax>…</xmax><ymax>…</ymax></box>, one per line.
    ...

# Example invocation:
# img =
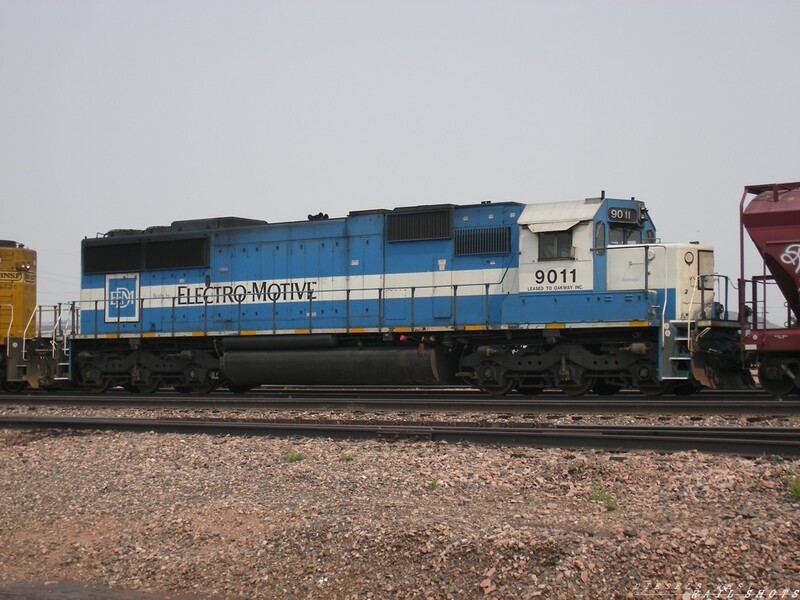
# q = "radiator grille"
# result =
<box><xmin>454</xmin><ymin>227</ymin><xmax>511</xmax><ymax>256</ymax></box>
<box><xmin>145</xmin><ymin>238</ymin><xmax>209</xmax><ymax>270</ymax></box>
<box><xmin>387</xmin><ymin>209</ymin><xmax>452</xmax><ymax>242</ymax></box>
<box><xmin>84</xmin><ymin>238</ymin><xmax>209</xmax><ymax>274</ymax></box>
<box><xmin>83</xmin><ymin>242</ymin><xmax>142</xmax><ymax>273</ymax></box>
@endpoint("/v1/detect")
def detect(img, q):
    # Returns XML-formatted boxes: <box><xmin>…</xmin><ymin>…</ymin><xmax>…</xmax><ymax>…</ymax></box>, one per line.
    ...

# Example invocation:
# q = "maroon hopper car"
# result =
<box><xmin>740</xmin><ymin>181</ymin><xmax>800</xmax><ymax>395</ymax></box>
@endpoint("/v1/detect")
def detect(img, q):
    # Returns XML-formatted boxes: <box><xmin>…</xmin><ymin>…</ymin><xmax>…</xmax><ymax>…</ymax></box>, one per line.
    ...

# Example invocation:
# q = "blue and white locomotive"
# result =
<box><xmin>64</xmin><ymin>192</ymin><xmax>736</xmax><ymax>395</ymax></box>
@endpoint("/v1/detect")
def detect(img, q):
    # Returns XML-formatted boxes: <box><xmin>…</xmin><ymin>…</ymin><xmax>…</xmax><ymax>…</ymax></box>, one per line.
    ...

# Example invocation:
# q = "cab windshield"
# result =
<box><xmin>609</xmin><ymin>224</ymin><xmax>645</xmax><ymax>245</ymax></box>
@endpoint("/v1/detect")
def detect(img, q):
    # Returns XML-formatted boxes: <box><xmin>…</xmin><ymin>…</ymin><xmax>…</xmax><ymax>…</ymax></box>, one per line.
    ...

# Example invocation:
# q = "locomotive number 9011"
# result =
<box><xmin>534</xmin><ymin>268</ymin><xmax>577</xmax><ymax>285</ymax></box>
<box><xmin>608</xmin><ymin>207</ymin><xmax>638</xmax><ymax>223</ymax></box>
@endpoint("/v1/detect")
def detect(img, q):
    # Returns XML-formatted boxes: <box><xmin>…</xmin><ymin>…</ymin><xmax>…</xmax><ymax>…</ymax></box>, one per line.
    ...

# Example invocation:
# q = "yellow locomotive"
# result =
<box><xmin>1</xmin><ymin>240</ymin><xmax>72</xmax><ymax>391</ymax></box>
<box><xmin>0</xmin><ymin>240</ymin><xmax>37</xmax><ymax>390</ymax></box>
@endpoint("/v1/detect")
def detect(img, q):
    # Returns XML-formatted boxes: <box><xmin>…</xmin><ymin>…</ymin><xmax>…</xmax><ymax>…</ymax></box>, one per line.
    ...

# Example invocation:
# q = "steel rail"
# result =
<box><xmin>1</xmin><ymin>393</ymin><xmax>798</xmax><ymax>415</ymax></box>
<box><xmin>1</xmin><ymin>416</ymin><xmax>798</xmax><ymax>456</ymax></box>
<box><xmin>0</xmin><ymin>385</ymin><xmax>766</xmax><ymax>398</ymax></box>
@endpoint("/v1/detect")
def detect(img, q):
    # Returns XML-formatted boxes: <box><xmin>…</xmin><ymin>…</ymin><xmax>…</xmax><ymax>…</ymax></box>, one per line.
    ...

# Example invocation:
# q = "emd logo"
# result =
<box><xmin>105</xmin><ymin>274</ymin><xmax>140</xmax><ymax>323</ymax></box>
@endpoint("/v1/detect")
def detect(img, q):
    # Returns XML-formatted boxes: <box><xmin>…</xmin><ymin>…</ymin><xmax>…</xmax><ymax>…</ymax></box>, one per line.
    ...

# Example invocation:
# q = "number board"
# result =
<box><xmin>607</xmin><ymin>207</ymin><xmax>639</xmax><ymax>223</ymax></box>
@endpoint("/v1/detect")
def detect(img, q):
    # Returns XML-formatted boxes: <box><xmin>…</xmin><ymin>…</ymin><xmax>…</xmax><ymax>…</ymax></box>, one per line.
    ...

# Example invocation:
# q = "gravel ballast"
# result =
<box><xmin>1</xmin><ymin>427</ymin><xmax>799</xmax><ymax>599</ymax></box>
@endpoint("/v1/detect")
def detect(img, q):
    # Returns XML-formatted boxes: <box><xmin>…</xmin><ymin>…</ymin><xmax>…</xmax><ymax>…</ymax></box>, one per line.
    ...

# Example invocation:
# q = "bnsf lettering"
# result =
<box><xmin>0</xmin><ymin>272</ymin><xmax>21</xmax><ymax>280</ymax></box>
<box><xmin>177</xmin><ymin>281</ymin><xmax>317</xmax><ymax>305</ymax></box>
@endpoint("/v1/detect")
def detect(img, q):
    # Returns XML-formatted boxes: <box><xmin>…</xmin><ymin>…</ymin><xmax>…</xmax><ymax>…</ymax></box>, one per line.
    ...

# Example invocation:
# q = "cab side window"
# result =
<box><xmin>539</xmin><ymin>231</ymin><xmax>573</xmax><ymax>260</ymax></box>
<box><xmin>594</xmin><ymin>222</ymin><xmax>606</xmax><ymax>256</ymax></box>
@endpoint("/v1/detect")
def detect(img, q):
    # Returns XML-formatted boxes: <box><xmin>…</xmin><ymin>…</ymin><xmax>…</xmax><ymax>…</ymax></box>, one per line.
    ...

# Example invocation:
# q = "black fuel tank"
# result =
<box><xmin>220</xmin><ymin>347</ymin><xmax>456</xmax><ymax>387</ymax></box>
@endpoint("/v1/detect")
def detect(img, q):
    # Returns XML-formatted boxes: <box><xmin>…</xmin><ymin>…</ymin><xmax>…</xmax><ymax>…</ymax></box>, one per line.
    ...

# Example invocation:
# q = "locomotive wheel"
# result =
<box><xmin>131</xmin><ymin>380</ymin><xmax>161</xmax><ymax>394</ymax></box>
<box><xmin>670</xmin><ymin>381</ymin><xmax>699</xmax><ymax>396</ymax></box>
<box><xmin>560</xmin><ymin>378</ymin><xmax>594</xmax><ymax>396</ymax></box>
<box><xmin>516</xmin><ymin>385</ymin><xmax>544</xmax><ymax>396</ymax></box>
<box><xmin>175</xmin><ymin>382</ymin><xmax>216</xmax><ymax>393</ymax></box>
<box><xmin>80</xmin><ymin>365</ymin><xmax>111</xmax><ymax>393</ymax></box>
<box><xmin>592</xmin><ymin>380</ymin><xmax>622</xmax><ymax>396</ymax></box>
<box><xmin>184</xmin><ymin>366</ymin><xmax>217</xmax><ymax>394</ymax></box>
<box><xmin>758</xmin><ymin>359</ymin><xmax>798</xmax><ymax>397</ymax></box>
<box><xmin>2</xmin><ymin>381</ymin><xmax>26</xmax><ymax>393</ymax></box>
<box><xmin>638</xmin><ymin>383</ymin><xmax>670</xmax><ymax>396</ymax></box>
<box><xmin>482</xmin><ymin>379</ymin><xmax>515</xmax><ymax>396</ymax></box>
<box><xmin>557</xmin><ymin>363</ymin><xmax>594</xmax><ymax>396</ymax></box>
<box><xmin>88</xmin><ymin>379</ymin><xmax>112</xmax><ymax>394</ymax></box>
<box><xmin>190</xmin><ymin>368</ymin><xmax>218</xmax><ymax>394</ymax></box>
<box><xmin>192</xmin><ymin>379</ymin><xmax>218</xmax><ymax>394</ymax></box>
<box><xmin>227</xmin><ymin>384</ymin><xmax>252</xmax><ymax>394</ymax></box>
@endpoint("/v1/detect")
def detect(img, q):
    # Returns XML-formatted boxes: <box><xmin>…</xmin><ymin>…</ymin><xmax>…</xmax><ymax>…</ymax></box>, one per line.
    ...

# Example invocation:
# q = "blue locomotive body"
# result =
<box><xmin>79</xmin><ymin>205</ymin><xmax>522</xmax><ymax>337</ymax></box>
<box><xmin>78</xmin><ymin>198</ymin><xmax>671</xmax><ymax>337</ymax></box>
<box><xmin>67</xmin><ymin>194</ymin><xmax>728</xmax><ymax>394</ymax></box>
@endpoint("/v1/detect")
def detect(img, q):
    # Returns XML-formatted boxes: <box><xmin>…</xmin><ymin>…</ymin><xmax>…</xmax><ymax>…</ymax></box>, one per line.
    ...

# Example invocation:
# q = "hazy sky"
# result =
<box><xmin>2</xmin><ymin>0</ymin><xmax>798</xmax><ymax>307</ymax></box>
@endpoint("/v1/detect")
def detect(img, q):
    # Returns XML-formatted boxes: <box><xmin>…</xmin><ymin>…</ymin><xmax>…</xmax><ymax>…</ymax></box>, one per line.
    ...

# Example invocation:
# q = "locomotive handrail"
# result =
<box><xmin>78</xmin><ymin>278</ymin><xmax>505</xmax><ymax>337</ymax></box>
<box><xmin>49</xmin><ymin>304</ymin><xmax>63</xmax><ymax>339</ymax></box>
<box><xmin>741</xmin><ymin>275</ymin><xmax>793</xmax><ymax>331</ymax></box>
<box><xmin>698</xmin><ymin>274</ymin><xmax>732</xmax><ymax>321</ymax></box>
<box><xmin>42</xmin><ymin>304</ymin><xmax>70</xmax><ymax>359</ymax></box>
<box><xmin>1</xmin><ymin>303</ymin><xmax>12</xmax><ymax>355</ymax></box>
<box><xmin>78</xmin><ymin>273</ymin><xmax>664</xmax><ymax>338</ymax></box>
<box><xmin>21</xmin><ymin>306</ymin><xmax>39</xmax><ymax>340</ymax></box>
<box><xmin>20</xmin><ymin>307</ymin><xmax>39</xmax><ymax>361</ymax></box>
<box><xmin>72</xmin><ymin>302</ymin><xmax>80</xmax><ymax>337</ymax></box>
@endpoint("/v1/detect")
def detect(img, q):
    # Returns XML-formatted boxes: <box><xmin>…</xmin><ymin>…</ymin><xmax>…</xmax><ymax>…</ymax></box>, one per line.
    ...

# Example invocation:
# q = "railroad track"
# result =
<box><xmin>2</xmin><ymin>390</ymin><xmax>799</xmax><ymax>415</ymax></box>
<box><xmin>2</xmin><ymin>415</ymin><xmax>798</xmax><ymax>456</ymax></box>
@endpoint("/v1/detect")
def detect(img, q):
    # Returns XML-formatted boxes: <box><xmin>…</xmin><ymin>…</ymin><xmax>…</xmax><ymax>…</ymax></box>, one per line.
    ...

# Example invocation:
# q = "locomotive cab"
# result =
<box><xmin>517</xmin><ymin>194</ymin><xmax>658</xmax><ymax>297</ymax></box>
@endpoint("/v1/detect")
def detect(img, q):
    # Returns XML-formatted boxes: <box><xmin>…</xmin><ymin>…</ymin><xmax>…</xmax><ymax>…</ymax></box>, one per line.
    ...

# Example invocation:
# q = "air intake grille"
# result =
<box><xmin>145</xmin><ymin>238</ymin><xmax>209</xmax><ymax>270</ymax></box>
<box><xmin>83</xmin><ymin>242</ymin><xmax>142</xmax><ymax>273</ymax></box>
<box><xmin>387</xmin><ymin>209</ymin><xmax>452</xmax><ymax>242</ymax></box>
<box><xmin>455</xmin><ymin>227</ymin><xmax>511</xmax><ymax>256</ymax></box>
<box><xmin>83</xmin><ymin>238</ymin><xmax>210</xmax><ymax>274</ymax></box>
